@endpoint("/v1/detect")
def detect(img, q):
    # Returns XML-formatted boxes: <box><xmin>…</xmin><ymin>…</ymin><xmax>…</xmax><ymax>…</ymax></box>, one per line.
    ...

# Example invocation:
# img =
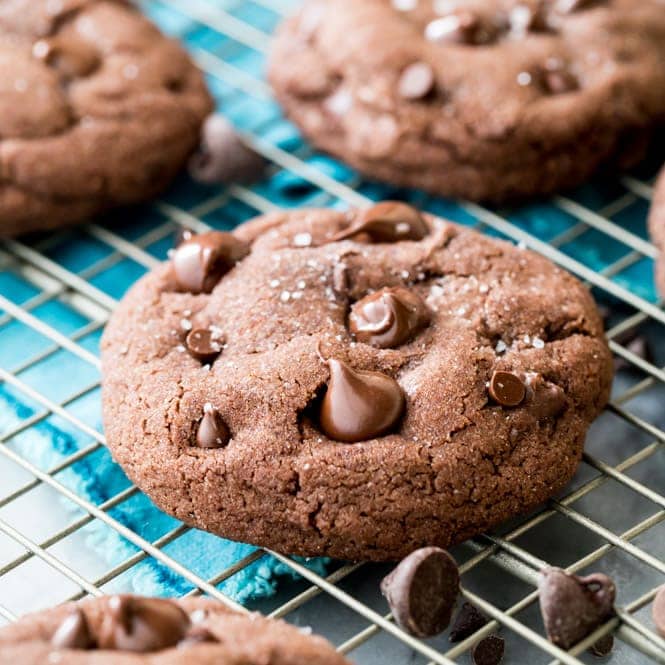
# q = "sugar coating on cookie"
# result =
<box><xmin>269</xmin><ymin>0</ymin><xmax>665</xmax><ymax>203</ymax></box>
<box><xmin>101</xmin><ymin>203</ymin><xmax>613</xmax><ymax>561</ymax></box>
<box><xmin>0</xmin><ymin>0</ymin><xmax>212</xmax><ymax>236</ymax></box>
<box><xmin>0</xmin><ymin>595</ymin><xmax>350</xmax><ymax>663</ymax></box>
<box><xmin>648</xmin><ymin>168</ymin><xmax>665</xmax><ymax>297</ymax></box>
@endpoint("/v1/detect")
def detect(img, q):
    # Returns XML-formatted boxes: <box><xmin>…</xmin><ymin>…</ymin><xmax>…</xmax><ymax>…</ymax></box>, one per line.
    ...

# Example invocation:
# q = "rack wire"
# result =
<box><xmin>0</xmin><ymin>1</ymin><xmax>663</xmax><ymax>663</ymax></box>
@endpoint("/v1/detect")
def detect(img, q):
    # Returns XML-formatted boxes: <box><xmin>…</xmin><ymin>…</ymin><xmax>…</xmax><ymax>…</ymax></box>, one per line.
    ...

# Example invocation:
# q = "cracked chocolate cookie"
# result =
<box><xmin>101</xmin><ymin>202</ymin><xmax>613</xmax><ymax>561</ymax></box>
<box><xmin>268</xmin><ymin>0</ymin><xmax>665</xmax><ymax>203</ymax></box>
<box><xmin>0</xmin><ymin>0</ymin><xmax>212</xmax><ymax>236</ymax></box>
<box><xmin>0</xmin><ymin>595</ymin><xmax>349</xmax><ymax>664</ymax></box>
<box><xmin>648</xmin><ymin>167</ymin><xmax>665</xmax><ymax>297</ymax></box>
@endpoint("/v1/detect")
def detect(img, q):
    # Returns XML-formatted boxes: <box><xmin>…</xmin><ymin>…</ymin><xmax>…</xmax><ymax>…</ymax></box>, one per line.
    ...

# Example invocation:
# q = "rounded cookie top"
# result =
<box><xmin>101</xmin><ymin>203</ymin><xmax>613</xmax><ymax>561</ymax></box>
<box><xmin>648</xmin><ymin>167</ymin><xmax>665</xmax><ymax>297</ymax></box>
<box><xmin>0</xmin><ymin>595</ymin><xmax>349</xmax><ymax>664</ymax></box>
<box><xmin>268</xmin><ymin>0</ymin><xmax>665</xmax><ymax>203</ymax></box>
<box><xmin>0</xmin><ymin>0</ymin><xmax>212</xmax><ymax>236</ymax></box>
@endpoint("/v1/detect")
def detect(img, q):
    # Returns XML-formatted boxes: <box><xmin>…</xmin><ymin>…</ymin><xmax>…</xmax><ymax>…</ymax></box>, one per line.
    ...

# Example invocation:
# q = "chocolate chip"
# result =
<box><xmin>425</xmin><ymin>12</ymin><xmax>486</xmax><ymax>45</ymax></box>
<box><xmin>97</xmin><ymin>596</ymin><xmax>190</xmax><ymax>653</ymax></box>
<box><xmin>539</xmin><ymin>568</ymin><xmax>616</xmax><ymax>649</ymax></box>
<box><xmin>331</xmin><ymin>202</ymin><xmax>429</xmax><ymax>243</ymax></box>
<box><xmin>614</xmin><ymin>334</ymin><xmax>653</xmax><ymax>371</ymax></box>
<box><xmin>174</xmin><ymin>228</ymin><xmax>193</xmax><ymax>248</ymax></box>
<box><xmin>555</xmin><ymin>0</ymin><xmax>602</xmax><ymax>13</ymax></box>
<box><xmin>541</xmin><ymin>63</ymin><xmax>579</xmax><ymax>94</ymax></box>
<box><xmin>188</xmin><ymin>115</ymin><xmax>266</xmax><ymax>186</ymax></box>
<box><xmin>472</xmin><ymin>634</ymin><xmax>505</xmax><ymax>665</ymax></box>
<box><xmin>380</xmin><ymin>547</ymin><xmax>459</xmax><ymax>638</ymax></box>
<box><xmin>398</xmin><ymin>62</ymin><xmax>435</xmax><ymax>100</ymax></box>
<box><xmin>172</xmin><ymin>231</ymin><xmax>249</xmax><ymax>294</ymax></box>
<box><xmin>196</xmin><ymin>404</ymin><xmax>230</xmax><ymax>448</ymax></box>
<box><xmin>589</xmin><ymin>633</ymin><xmax>614</xmax><ymax>657</ymax></box>
<box><xmin>33</xmin><ymin>36</ymin><xmax>100</xmax><ymax>78</ymax></box>
<box><xmin>51</xmin><ymin>608</ymin><xmax>95</xmax><ymax>650</ymax></box>
<box><xmin>653</xmin><ymin>585</ymin><xmax>665</xmax><ymax>637</ymax></box>
<box><xmin>185</xmin><ymin>328</ymin><xmax>223</xmax><ymax>363</ymax></box>
<box><xmin>508</xmin><ymin>5</ymin><xmax>548</xmax><ymax>34</ymax></box>
<box><xmin>524</xmin><ymin>373</ymin><xmax>567</xmax><ymax>418</ymax></box>
<box><xmin>319</xmin><ymin>359</ymin><xmax>405</xmax><ymax>442</ymax></box>
<box><xmin>489</xmin><ymin>371</ymin><xmax>526</xmax><ymax>407</ymax></box>
<box><xmin>178</xmin><ymin>626</ymin><xmax>218</xmax><ymax>648</ymax></box>
<box><xmin>349</xmin><ymin>287</ymin><xmax>429</xmax><ymax>348</ymax></box>
<box><xmin>449</xmin><ymin>602</ymin><xmax>488</xmax><ymax>642</ymax></box>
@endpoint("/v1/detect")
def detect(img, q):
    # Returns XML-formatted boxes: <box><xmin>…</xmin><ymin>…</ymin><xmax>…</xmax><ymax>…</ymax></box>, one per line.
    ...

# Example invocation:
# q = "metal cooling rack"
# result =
<box><xmin>0</xmin><ymin>1</ymin><xmax>663</xmax><ymax>663</ymax></box>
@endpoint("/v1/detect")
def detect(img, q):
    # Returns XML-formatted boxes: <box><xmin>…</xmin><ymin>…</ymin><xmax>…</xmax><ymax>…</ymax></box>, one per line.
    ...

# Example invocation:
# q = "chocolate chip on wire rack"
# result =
<box><xmin>589</xmin><ymin>632</ymin><xmax>614</xmax><ymax>657</ymax></box>
<box><xmin>449</xmin><ymin>602</ymin><xmax>488</xmax><ymax>642</ymax></box>
<box><xmin>472</xmin><ymin>634</ymin><xmax>505</xmax><ymax>665</ymax></box>
<box><xmin>538</xmin><ymin>568</ymin><xmax>616</xmax><ymax>649</ymax></box>
<box><xmin>380</xmin><ymin>547</ymin><xmax>459</xmax><ymax>638</ymax></box>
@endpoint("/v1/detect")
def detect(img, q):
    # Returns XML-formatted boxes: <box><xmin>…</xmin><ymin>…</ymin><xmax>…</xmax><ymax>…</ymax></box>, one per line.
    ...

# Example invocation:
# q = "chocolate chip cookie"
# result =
<box><xmin>0</xmin><ymin>595</ymin><xmax>349</xmax><ymax>664</ymax></box>
<box><xmin>648</xmin><ymin>167</ymin><xmax>665</xmax><ymax>297</ymax></box>
<box><xmin>269</xmin><ymin>0</ymin><xmax>665</xmax><ymax>203</ymax></box>
<box><xmin>0</xmin><ymin>0</ymin><xmax>212</xmax><ymax>236</ymax></box>
<box><xmin>101</xmin><ymin>202</ymin><xmax>613</xmax><ymax>561</ymax></box>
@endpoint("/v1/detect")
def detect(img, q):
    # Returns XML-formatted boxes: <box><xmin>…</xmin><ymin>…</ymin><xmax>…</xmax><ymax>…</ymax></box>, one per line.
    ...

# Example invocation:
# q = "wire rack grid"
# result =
<box><xmin>0</xmin><ymin>1</ymin><xmax>663</xmax><ymax>663</ymax></box>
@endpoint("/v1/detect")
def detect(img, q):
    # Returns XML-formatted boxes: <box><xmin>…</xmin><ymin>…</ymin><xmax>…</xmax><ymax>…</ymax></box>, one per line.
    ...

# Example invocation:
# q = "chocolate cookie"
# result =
<box><xmin>648</xmin><ymin>167</ymin><xmax>665</xmax><ymax>297</ymax></box>
<box><xmin>268</xmin><ymin>0</ymin><xmax>665</xmax><ymax>203</ymax></box>
<box><xmin>0</xmin><ymin>595</ymin><xmax>349</xmax><ymax>664</ymax></box>
<box><xmin>101</xmin><ymin>202</ymin><xmax>613</xmax><ymax>561</ymax></box>
<box><xmin>0</xmin><ymin>0</ymin><xmax>212</xmax><ymax>236</ymax></box>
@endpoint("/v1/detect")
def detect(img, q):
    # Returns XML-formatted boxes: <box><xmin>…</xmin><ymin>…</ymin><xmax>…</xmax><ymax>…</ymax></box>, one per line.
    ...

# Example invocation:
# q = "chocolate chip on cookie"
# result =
<box><xmin>196</xmin><ymin>404</ymin><xmax>230</xmax><ymax>449</ymax></box>
<box><xmin>539</xmin><ymin>568</ymin><xmax>616</xmax><ymax>649</ymax></box>
<box><xmin>186</xmin><ymin>327</ymin><xmax>224</xmax><ymax>363</ymax></box>
<box><xmin>101</xmin><ymin>205</ymin><xmax>613</xmax><ymax>561</ymax></box>
<box><xmin>177</xmin><ymin>626</ymin><xmax>218</xmax><ymax>648</ymax></box>
<box><xmin>349</xmin><ymin>287</ymin><xmax>429</xmax><ymax>348</ymax></box>
<box><xmin>472</xmin><ymin>634</ymin><xmax>505</xmax><ymax>665</ymax></box>
<box><xmin>330</xmin><ymin>202</ymin><xmax>429</xmax><ymax>243</ymax></box>
<box><xmin>489</xmin><ymin>371</ymin><xmax>526</xmax><ymax>407</ymax></box>
<box><xmin>269</xmin><ymin>0</ymin><xmax>665</xmax><ymax>202</ymax></box>
<box><xmin>449</xmin><ymin>602</ymin><xmax>488</xmax><ymax>643</ymax></box>
<box><xmin>51</xmin><ymin>608</ymin><xmax>95</xmax><ymax>650</ymax></box>
<box><xmin>172</xmin><ymin>231</ymin><xmax>249</xmax><ymax>294</ymax></box>
<box><xmin>319</xmin><ymin>359</ymin><xmax>405</xmax><ymax>442</ymax></box>
<box><xmin>381</xmin><ymin>547</ymin><xmax>459</xmax><ymax>638</ymax></box>
<box><xmin>97</xmin><ymin>596</ymin><xmax>190</xmax><ymax>652</ymax></box>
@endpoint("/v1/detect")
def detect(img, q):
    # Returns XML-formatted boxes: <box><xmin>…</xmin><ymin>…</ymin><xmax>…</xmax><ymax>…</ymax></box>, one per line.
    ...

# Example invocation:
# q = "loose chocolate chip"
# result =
<box><xmin>398</xmin><ymin>62</ymin><xmax>435</xmax><ymax>100</ymax></box>
<box><xmin>196</xmin><ymin>404</ymin><xmax>230</xmax><ymax>449</ymax></box>
<box><xmin>349</xmin><ymin>287</ymin><xmax>429</xmax><ymax>348</ymax></box>
<box><xmin>178</xmin><ymin>626</ymin><xmax>218</xmax><ymax>648</ymax></box>
<box><xmin>33</xmin><ymin>36</ymin><xmax>100</xmax><ymax>78</ymax></box>
<box><xmin>589</xmin><ymin>632</ymin><xmax>614</xmax><ymax>657</ymax></box>
<box><xmin>489</xmin><ymin>371</ymin><xmax>526</xmax><ymax>407</ymax></box>
<box><xmin>188</xmin><ymin>114</ymin><xmax>266</xmax><ymax>185</ymax></box>
<box><xmin>331</xmin><ymin>202</ymin><xmax>429</xmax><ymax>243</ymax></box>
<box><xmin>380</xmin><ymin>547</ymin><xmax>459</xmax><ymax>638</ymax></box>
<box><xmin>524</xmin><ymin>373</ymin><xmax>567</xmax><ymax>418</ymax></box>
<box><xmin>319</xmin><ymin>359</ymin><xmax>405</xmax><ymax>442</ymax></box>
<box><xmin>172</xmin><ymin>231</ymin><xmax>249</xmax><ymax>294</ymax></box>
<box><xmin>449</xmin><ymin>602</ymin><xmax>488</xmax><ymax>642</ymax></box>
<box><xmin>186</xmin><ymin>328</ymin><xmax>223</xmax><ymax>363</ymax></box>
<box><xmin>425</xmin><ymin>12</ymin><xmax>485</xmax><ymax>45</ymax></box>
<box><xmin>97</xmin><ymin>596</ymin><xmax>190</xmax><ymax>653</ymax></box>
<box><xmin>472</xmin><ymin>634</ymin><xmax>505</xmax><ymax>665</ymax></box>
<box><xmin>653</xmin><ymin>585</ymin><xmax>665</xmax><ymax>637</ymax></box>
<box><xmin>51</xmin><ymin>608</ymin><xmax>95</xmax><ymax>650</ymax></box>
<box><xmin>539</xmin><ymin>568</ymin><xmax>616</xmax><ymax>649</ymax></box>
